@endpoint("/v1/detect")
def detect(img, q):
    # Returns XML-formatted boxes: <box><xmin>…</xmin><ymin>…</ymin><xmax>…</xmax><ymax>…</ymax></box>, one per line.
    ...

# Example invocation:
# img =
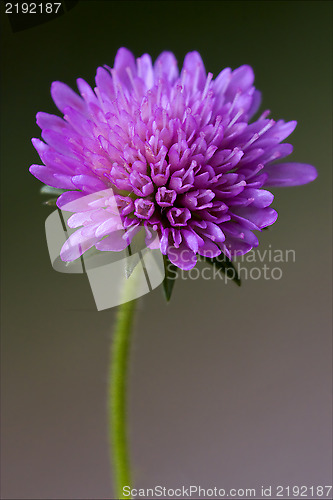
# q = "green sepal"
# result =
<box><xmin>162</xmin><ymin>255</ymin><xmax>178</xmax><ymax>302</ymax></box>
<box><xmin>201</xmin><ymin>254</ymin><xmax>241</xmax><ymax>286</ymax></box>
<box><xmin>42</xmin><ymin>198</ymin><xmax>58</xmax><ymax>206</ymax></box>
<box><xmin>40</xmin><ymin>186</ymin><xmax>66</xmax><ymax>196</ymax></box>
<box><xmin>40</xmin><ymin>186</ymin><xmax>66</xmax><ymax>207</ymax></box>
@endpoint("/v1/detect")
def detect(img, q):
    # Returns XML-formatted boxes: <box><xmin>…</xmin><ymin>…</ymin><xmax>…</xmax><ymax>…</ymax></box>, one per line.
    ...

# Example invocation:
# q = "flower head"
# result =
<box><xmin>30</xmin><ymin>48</ymin><xmax>317</xmax><ymax>270</ymax></box>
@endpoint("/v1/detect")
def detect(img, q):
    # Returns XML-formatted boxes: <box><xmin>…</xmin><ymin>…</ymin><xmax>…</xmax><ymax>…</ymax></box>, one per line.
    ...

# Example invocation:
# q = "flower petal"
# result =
<box><xmin>29</xmin><ymin>165</ymin><xmax>75</xmax><ymax>189</ymax></box>
<box><xmin>36</xmin><ymin>112</ymin><xmax>69</xmax><ymax>132</ymax></box>
<box><xmin>244</xmin><ymin>188</ymin><xmax>274</xmax><ymax>208</ymax></box>
<box><xmin>76</xmin><ymin>78</ymin><xmax>99</xmax><ymax>105</ymax></box>
<box><xmin>197</xmin><ymin>239</ymin><xmax>221</xmax><ymax>258</ymax></box>
<box><xmin>167</xmin><ymin>244</ymin><xmax>197</xmax><ymax>271</ymax></box>
<box><xmin>51</xmin><ymin>81</ymin><xmax>86</xmax><ymax>114</ymax></box>
<box><xmin>60</xmin><ymin>226</ymin><xmax>100</xmax><ymax>261</ymax></box>
<box><xmin>137</xmin><ymin>53</ymin><xmax>154</xmax><ymax>89</ymax></box>
<box><xmin>181</xmin><ymin>51</ymin><xmax>206</xmax><ymax>91</ymax></box>
<box><xmin>56</xmin><ymin>191</ymin><xmax>84</xmax><ymax>209</ymax></box>
<box><xmin>113</xmin><ymin>47</ymin><xmax>137</xmax><ymax>90</ymax></box>
<box><xmin>232</xmin><ymin>206</ymin><xmax>278</xmax><ymax>229</ymax></box>
<box><xmin>154</xmin><ymin>51</ymin><xmax>179</xmax><ymax>83</ymax></box>
<box><xmin>181</xmin><ymin>229</ymin><xmax>201</xmax><ymax>253</ymax></box>
<box><xmin>95</xmin><ymin>217</ymin><xmax>123</xmax><ymax>238</ymax></box>
<box><xmin>223</xmin><ymin>237</ymin><xmax>253</xmax><ymax>257</ymax></box>
<box><xmin>247</xmin><ymin>90</ymin><xmax>261</xmax><ymax>119</ymax></box>
<box><xmin>263</xmin><ymin>162</ymin><xmax>318</xmax><ymax>187</ymax></box>
<box><xmin>32</xmin><ymin>138</ymin><xmax>50</xmax><ymax>158</ymax></box>
<box><xmin>72</xmin><ymin>174</ymin><xmax>107</xmax><ymax>192</ymax></box>
<box><xmin>41</xmin><ymin>129</ymin><xmax>76</xmax><ymax>156</ymax></box>
<box><xmin>95</xmin><ymin>66</ymin><xmax>115</xmax><ymax>102</ymax></box>
<box><xmin>95</xmin><ymin>230</ymin><xmax>129</xmax><ymax>251</ymax></box>
<box><xmin>226</xmin><ymin>65</ymin><xmax>254</xmax><ymax>101</ymax></box>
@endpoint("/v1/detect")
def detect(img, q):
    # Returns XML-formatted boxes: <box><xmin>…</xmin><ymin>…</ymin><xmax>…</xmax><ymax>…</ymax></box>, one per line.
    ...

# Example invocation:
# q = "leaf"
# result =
<box><xmin>162</xmin><ymin>255</ymin><xmax>178</xmax><ymax>302</ymax></box>
<box><xmin>201</xmin><ymin>254</ymin><xmax>241</xmax><ymax>286</ymax></box>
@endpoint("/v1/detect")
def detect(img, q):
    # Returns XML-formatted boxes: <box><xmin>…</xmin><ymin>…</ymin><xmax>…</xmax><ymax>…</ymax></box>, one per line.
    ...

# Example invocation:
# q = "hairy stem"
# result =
<box><xmin>108</xmin><ymin>274</ymin><xmax>138</xmax><ymax>499</ymax></box>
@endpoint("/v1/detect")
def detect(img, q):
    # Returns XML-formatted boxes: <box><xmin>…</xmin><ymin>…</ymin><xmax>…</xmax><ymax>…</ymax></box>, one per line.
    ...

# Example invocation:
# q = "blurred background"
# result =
<box><xmin>1</xmin><ymin>1</ymin><xmax>332</xmax><ymax>499</ymax></box>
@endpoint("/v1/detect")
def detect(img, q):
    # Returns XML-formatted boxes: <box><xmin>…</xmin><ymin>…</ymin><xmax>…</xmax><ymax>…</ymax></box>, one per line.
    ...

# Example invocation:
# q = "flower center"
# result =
<box><xmin>134</xmin><ymin>198</ymin><xmax>155</xmax><ymax>219</ymax></box>
<box><xmin>156</xmin><ymin>187</ymin><xmax>177</xmax><ymax>207</ymax></box>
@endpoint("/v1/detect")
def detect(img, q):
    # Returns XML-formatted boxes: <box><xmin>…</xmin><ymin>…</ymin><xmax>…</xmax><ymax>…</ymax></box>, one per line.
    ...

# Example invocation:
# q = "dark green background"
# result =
<box><xmin>1</xmin><ymin>1</ymin><xmax>332</xmax><ymax>499</ymax></box>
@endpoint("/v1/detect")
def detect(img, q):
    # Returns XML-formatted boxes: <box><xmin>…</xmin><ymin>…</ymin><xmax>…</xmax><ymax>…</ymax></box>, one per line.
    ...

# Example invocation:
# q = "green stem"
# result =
<box><xmin>108</xmin><ymin>275</ymin><xmax>138</xmax><ymax>500</ymax></box>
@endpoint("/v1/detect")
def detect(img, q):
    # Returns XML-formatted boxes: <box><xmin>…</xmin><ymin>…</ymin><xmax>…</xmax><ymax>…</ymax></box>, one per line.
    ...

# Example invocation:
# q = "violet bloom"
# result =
<box><xmin>30</xmin><ymin>48</ymin><xmax>317</xmax><ymax>270</ymax></box>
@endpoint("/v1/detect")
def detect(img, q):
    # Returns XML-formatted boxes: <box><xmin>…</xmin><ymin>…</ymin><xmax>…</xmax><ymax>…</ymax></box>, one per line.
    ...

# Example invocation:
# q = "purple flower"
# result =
<box><xmin>30</xmin><ymin>48</ymin><xmax>317</xmax><ymax>270</ymax></box>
